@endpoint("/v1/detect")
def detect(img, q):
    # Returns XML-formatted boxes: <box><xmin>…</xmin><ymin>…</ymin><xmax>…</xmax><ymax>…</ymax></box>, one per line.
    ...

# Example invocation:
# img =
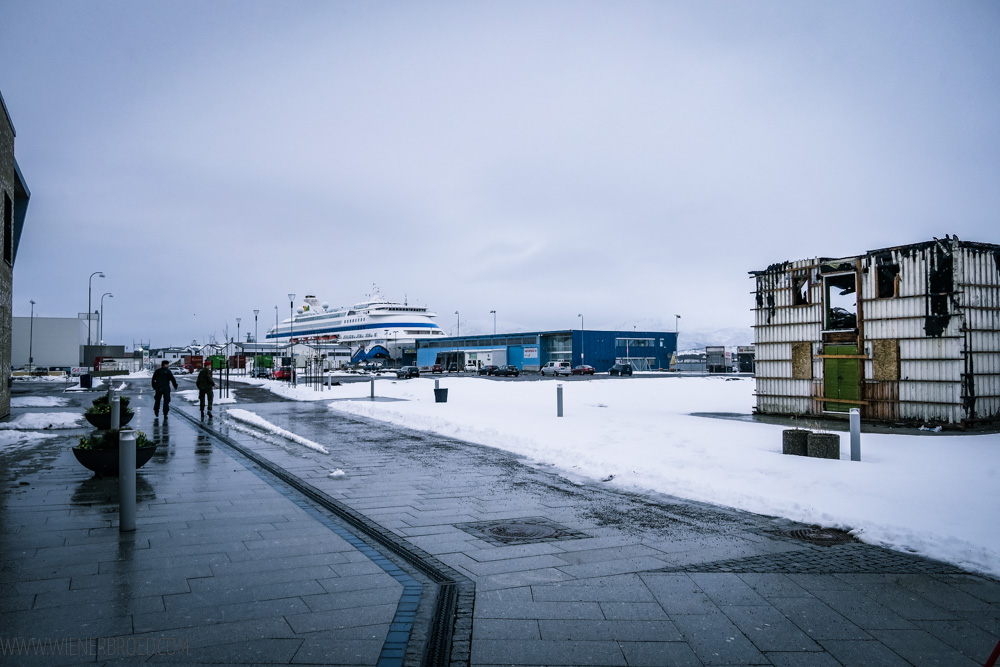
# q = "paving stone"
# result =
<box><xmin>476</xmin><ymin>567</ymin><xmax>576</xmax><ymax>591</ymax></box>
<box><xmin>540</xmin><ymin>619</ymin><xmax>682</xmax><ymax>642</ymax></box>
<box><xmin>617</xmin><ymin>641</ymin><xmax>702</xmax><ymax>667</ymax></box>
<box><xmin>556</xmin><ymin>556</ymin><xmax>671</xmax><ymax>579</ymax></box>
<box><xmin>721</xmin><ymin>604</ymin><xmax>823</xmax><ymax>653</ymax></box>
<box><xmin>808</xmin><ymin>588</ymin><xmax>917</xmax><ymax>630</ymax></box>
<box><xmin>530</xmin><ymin>574</ymin><xmax>656</xmax><ymax>602</ymax></box>
<box><xmin>640</xmin><ymin>573</ymin><xmax>720</xmax><ymax>615</ymax></box>
<box><xmin>871</xmin><ymin>628</ymin><xmax>983</xmax><ymax>666</ymax></box>
<box><xmin>913</xmin><ymin>619</ymin><xmax>1000</xmax><ymax>662</ymax></box>
<box><xmin>290</xmin><ymin>638</ymin><xmax>383</xmax><ymax>665</ymax></box>
<box><xmin>471</xmin><ymin>639</ymin><xmax>627</xmax><ymax>665</ymax></box>
<box><xmin>300</xmin><ymin>585</ymin><xmax>402</xmax><ymax>612</ymax></box>
<box><xmin>472</xmin><ymin>619</ymin><xmax>541</xmax><ymax>640</ymax></box>
<box><xmin>737</xmin><ymin>572</ymin><xmax>814</xmax><ymax>599</ymax></box>
<box><xmin>819</xmin><ymin>639</ymin><xmax>912</xmax><ymax>666</ymax></box>
<box><xmin>769</xmin><ymin>597</ymin><xmax>871</xmax><ymax>641</ymax></box>
<box><xmin>690</xmin><ymin>572</ymin><xmax>772</xmax><ymax>606</ymax></box>
<box><xmin>671</xmin><ymin>611</ymin><xmax>770</xmax><ymax>665</ymax></box>
<box><xmin>284</xmin><ymin>604</ymin><xmax>399</xmax><ymax>634</ymax></box>
<box><xmin>475</xmin><ymin>600</ymin><xmax>605</xmax><ymax>620</ymax></box>
<box><xmin>764</xmin><ymin>650</ymin><xmax>843</xmax><ymax>666</ymax></box>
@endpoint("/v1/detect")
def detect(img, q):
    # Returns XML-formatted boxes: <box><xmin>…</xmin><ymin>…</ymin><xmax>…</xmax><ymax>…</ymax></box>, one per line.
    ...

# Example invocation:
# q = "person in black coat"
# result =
<box><xmin>151</xmin><ymin>361</ymin><xmax>179</xmax><ymax>418</ymax></box>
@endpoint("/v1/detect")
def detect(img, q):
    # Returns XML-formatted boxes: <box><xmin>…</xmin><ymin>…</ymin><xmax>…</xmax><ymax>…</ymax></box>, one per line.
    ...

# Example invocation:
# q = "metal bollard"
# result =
<box><xmin>557</xmin><ymin>383</ymin><xmax>564</xmax><ymax>417</ymax></box>
<box><xmin>110</xmin><ymin>395</ymin><xmax>120</xmax><ymax>429</ymax></box>
<box><xmin>370</xmin><ymin>376</ymin><xmax>375</xmax><ymax>400</ymax></box>
<box><xmin>119</xmin><ymin>429</ymin><xmax>136</xmax><ymax>532</ymax></box>
<box><xmin>850</xmin><ymin>408</ymin><xmax>861</xmax><ymax>461</ymax></box>
<box><xmin>435</xmin><ymin>379</ymin><xmax>440</xmax><ymax>391</ymax></box>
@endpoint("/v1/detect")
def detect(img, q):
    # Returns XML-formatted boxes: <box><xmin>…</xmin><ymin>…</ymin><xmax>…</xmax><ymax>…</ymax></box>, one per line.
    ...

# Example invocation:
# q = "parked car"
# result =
<box><xmin>540</xmin><ymin>361</ymin><xmax>572</xmax><ymax>376</ymax></box>
<box><xmin>494</xmin><ymin>365</ymin><xmax>520</xmax><ymax>377</ymax></box>
<box><xmin>464</xmin><ymin>363</ymin><xmax>479</xmax><ymax>372</ymax></box>
<box><xmin>478</xmin><ymin>365</ymin><xmax>500</xmax><ymax>376</ymax></box>
<box><xmin>609</xmin><ymin>363</ymin><xmax>633</xmax><ymax>376</ymax></box>
<box><xmin>272</xmin><ymin>366</ymin><xmax>292</xmax><ymax>380</ymax></box>
<box><xmin>447</xmin><ymin>363</ymin><xmax>458</xmax><ymax>372</ymax></box>
<box><xmin>429</xmin><ymin>364</ymin><xmax>444</xmax><ymax>373</ymax></box>
<box><xmin>571</xmin><ymin>365</ymin><xmax>595</xmax><ymax>375</ymax></box>
<box><xmin>396</xmin><ymin>366</ymin><xmax>420</xmax><ymax>379</ymax></box>
<box><xmin>251</xmin><ymin>367</ymin><xmax>271</xmax><ymax>379</ymax></box>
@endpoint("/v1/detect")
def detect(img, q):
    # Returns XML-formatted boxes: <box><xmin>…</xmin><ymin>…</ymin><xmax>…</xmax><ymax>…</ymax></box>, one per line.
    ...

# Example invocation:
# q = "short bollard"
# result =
<box><xmin>370</xmin><ymin>376</ymin><xmax>375</xmax><ymax>400</ymax></box>
<box><xmin>119</xmin><ymin>429</ymin><xmax>137</xmax><ymax>532</ymax></box>
<box><xmin>557</xmin><ymin>383</ymin><xmax>564</xmax><ymax>417</ymax></box>
<box><xmin>435</xmin><ymin>379</ymin><xmax>440</xmax><ymax>391</ymax></box>
<box><xmin>110</xmin><ymin>394</ymin><xmax>120</xmax><ymax>429</ymax></box>
<box><xmin>850</xmin><ymin>408</ymin><xmax>861</xmax><ymax>461</ymax></box>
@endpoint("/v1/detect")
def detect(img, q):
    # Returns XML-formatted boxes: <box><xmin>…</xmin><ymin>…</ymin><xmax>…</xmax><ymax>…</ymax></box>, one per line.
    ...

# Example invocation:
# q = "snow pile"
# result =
<box><xmin>11</xmin><ymin>397</ymin><xmax>68</xmax><ymax>408</ymax></box>
<box><xmin>0</xmin><ymin>413</ymin><xmax>83</xmax><ymax>430</ymax></box>
<box><xmin>235</xmin><ymin>376</ymin><xmax>357</xmax><ymax>402</ymax></box>
<box><xmin>0</xmin><ymin>431</ymin><xmax>59</xmax><ymax>451</ymax></box>
<box><xmin>226</xmin><ymin>408</ymin><xmax>329</xmax><ymax>454</ymax></box>
<box><xmin>177</xmin><ymin>389</ymin><xmax>237</xmax><ymax>405</ymax></box>
<box><xmin>325</xmin><ymin>376</ymin><xmax>1000</xmax><ymax>578</ymax></box>
<box><xmin>329</xmin><ymin>468</ymin><xmax>346</xmax><ymax>478</ymax></box>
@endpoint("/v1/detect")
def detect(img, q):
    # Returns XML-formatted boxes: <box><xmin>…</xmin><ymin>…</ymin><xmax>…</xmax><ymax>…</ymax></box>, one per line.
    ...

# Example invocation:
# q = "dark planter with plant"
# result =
<box><xmin>72</xmin><ymin>428</ymin><xmax>157</xmax><ymax>476</ymax></box>
<box><xmin>84</xmin><ymin>393</ymin><xmax>135</xmax><ymax>429</ymax></box>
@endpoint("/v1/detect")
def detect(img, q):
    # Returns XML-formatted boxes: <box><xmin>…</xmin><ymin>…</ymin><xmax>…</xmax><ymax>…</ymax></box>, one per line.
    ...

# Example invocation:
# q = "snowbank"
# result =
<box><xmin>320</xmin><ymin>376</ymin><xmax>1000</xmax><ymax>578</ymax></box>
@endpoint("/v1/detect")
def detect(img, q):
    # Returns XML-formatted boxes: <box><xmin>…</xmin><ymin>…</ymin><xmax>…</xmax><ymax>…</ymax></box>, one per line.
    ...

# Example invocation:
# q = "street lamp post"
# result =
<box><xmin>454</xmin><ymin>310</ymin><xmax>460</xmax><ymax>371</ymax></box>
<box><xmin>99</xmin><ymin>293</ymin><xmax>113</xmax><ymax>344</ymax></box>
<box><xmin>253</xmin><ymin>309</ymin><xmax>259</xmax><ymax>375</ymax></box>
<box><xmin>236</xmin><ymin>318</ymin><xmax>242</xmax><ymax>375</ymax></box>
<box><xmin>490</xmin><ymin>310</ymin><xmax>496</xmax><ymax>335</ymax></box>
<box><xmin>578</xmin><ymin>314</ymin><xmax>584</xmax><ymax>365</ymax></box>
<box><xmin>274</xmin><ymin>305</ymin><xmax>278</xmax><ymax>360</ymax></box>
<box><xmin>28</xmin><ymin>300</ymin><xmax>35</xmax><ymax>372</ymax></box>
<box><xmin>288</xmin><ymin>294</ymin><xmax>296</xmax><ymax>385</ymax></box>
<box><xmin>675</xmin><ymin>314</ymin><xmax>681</xmax><ymax>332</ymax></box>
<box><xmin>87</xmin><ymin>271</ymin><xmax>105</xmax><ymax>350</ymax></box>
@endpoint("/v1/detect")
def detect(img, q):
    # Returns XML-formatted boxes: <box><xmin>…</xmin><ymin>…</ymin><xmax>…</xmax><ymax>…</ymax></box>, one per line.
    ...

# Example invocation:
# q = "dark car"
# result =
<box><xmin>272</xmin><ymin>366</ymin><xmax>292</xmax><ymax>380</ymax></box>
<box><xmin>251</xmin><ymin>367</ymin><xmax>271</xmax><ymax>379</ymax></box>
<box><xmin>396</xmin><ymin>366</ymin><xmax>420</xmax><ymax>379</ymax></box>
<box><xmin>571</xmin><ymin>365</ymin><xmax>595</xmax><ymax>375</ymax></box>
<box><xmin>429</xmin><ymin>364</ymin><xmax>444</xmax><ymax>373</ymax></box>
<box><xmin>478</xmin><ymin>365</ymin><xmax>500</xmax><ymax>376</ymax></box>
<box><xmin>495</xmin><ymin>365</ymin><xmax>520</xmax><ymax>377</ymax></box>
<box><xmin>609</xmin><ymin>363</ymin><xmax>633</xmax><ymax>376</ymax></box>
<box><xmin>447</xmin><ymin>363</ymin><xmax>458</xmax><ymax>372</ymax></box>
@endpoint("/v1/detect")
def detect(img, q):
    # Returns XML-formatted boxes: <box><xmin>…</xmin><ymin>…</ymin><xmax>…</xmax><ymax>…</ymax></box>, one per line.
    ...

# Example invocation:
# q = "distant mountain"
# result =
<box><xmin>676</xmin><ymin>327</ymin><xmax>753</xmax><ymax>353</ymax></box>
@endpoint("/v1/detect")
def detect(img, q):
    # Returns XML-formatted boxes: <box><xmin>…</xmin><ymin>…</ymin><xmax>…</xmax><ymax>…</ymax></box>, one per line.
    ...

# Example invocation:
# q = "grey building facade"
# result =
<box><xmin>1</xmin><ymin>91</ymin><xmax>31</xmax><ymax>417</ymax></box>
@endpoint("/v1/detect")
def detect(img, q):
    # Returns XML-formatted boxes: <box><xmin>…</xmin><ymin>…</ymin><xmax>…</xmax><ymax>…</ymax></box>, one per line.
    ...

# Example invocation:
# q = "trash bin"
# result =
<box><xmin>80</xmin><ymin>374</ymin><xmax>92</xmax><ymax>389</ymax></box>
<box><xmin>434</xmin><ymin>388</ymin><xmax>448</xmax><ymax>403</ymax></box>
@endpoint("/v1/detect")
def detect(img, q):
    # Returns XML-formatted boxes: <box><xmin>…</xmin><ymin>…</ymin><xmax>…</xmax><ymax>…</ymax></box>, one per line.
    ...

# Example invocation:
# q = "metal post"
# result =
<box><xmin>119</xmin><ymin>429</ymin><xmax>136</xmax><ymax>532</ymax></box>
<box><xmin>28</xmin><ymin>299</ymin><xmax>35</xmax><ymax>372</ymax></box>
<box><xmin>435</xmin><ymin>379</ymin><xmax>440</xmax><ymax>391</ymax></box>
<box><xmin>110</xmin><ymin>395</ymin><xmax>120</xmax><ymax>429</ymax></box>
<box><xmin>850</xmin><ymin>408</ymin><xmax>861</xmax><ymax>461</ymax></box>
<box><xmin>557</xmin><ymin>383</ymin><xmax>564</xmax><ymax>417</ymax></box>
<box><xmin>370</xmin><ymin>376</ymin><xmax>375</xmax><ymax>400</ymax></box>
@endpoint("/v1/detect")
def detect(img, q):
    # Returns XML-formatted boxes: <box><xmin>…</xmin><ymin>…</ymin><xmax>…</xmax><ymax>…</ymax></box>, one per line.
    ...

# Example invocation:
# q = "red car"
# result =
<box><xmin>571</xmin><ymin>365</ymin><xmax>595</xmax><ymax>375</ymax></box>
<box><xmin>272</xmin><ymin>366</ymin><xmax>292</xmax><ymax>380</ymax></box>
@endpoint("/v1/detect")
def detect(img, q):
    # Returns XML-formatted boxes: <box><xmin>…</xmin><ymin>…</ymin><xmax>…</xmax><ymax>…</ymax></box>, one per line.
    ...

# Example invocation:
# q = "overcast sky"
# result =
<box><xmin>3</xmin><ymin>1</ymin><xmax>998</xmax><ymax>348</ymax></box>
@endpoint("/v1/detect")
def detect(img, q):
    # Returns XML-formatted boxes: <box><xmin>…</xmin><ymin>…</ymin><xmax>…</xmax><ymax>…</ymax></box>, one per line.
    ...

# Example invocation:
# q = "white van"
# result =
<box><xmin>540</xmin><ymin>361</ymin><xmax>571</xmax><ymax>376</ymax></box>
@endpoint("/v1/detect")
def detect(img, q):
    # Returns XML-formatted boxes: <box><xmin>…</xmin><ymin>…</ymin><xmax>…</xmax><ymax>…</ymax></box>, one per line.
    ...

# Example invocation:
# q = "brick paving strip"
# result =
<box><xmin>2</xmin><ymin>381</ymin><xmax>999</xmax><ymax>666</ymax></box>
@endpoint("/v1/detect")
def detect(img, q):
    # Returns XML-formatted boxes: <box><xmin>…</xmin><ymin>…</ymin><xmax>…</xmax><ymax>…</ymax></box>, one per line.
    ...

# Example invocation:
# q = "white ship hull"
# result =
<box><xmin>265</xmin><ymin>292</ymin><xmax>445</xmax><ymax>359</ymax></box>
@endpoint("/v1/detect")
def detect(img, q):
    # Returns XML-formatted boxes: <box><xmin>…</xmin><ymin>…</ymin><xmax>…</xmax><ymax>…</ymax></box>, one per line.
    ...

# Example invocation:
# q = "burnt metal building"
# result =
<box><xmin>751</xmin><ymin>238</ymin><xmax>1000</xmax><ymax>425</ymax></box>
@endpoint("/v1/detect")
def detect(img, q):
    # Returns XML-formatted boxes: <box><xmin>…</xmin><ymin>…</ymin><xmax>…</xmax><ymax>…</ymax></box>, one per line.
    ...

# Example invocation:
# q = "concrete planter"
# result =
<box><xmin>782</xmin><ymin>429</ymin><xmax>810</xmax><ymax>456</ymax></box>
<box><xmin>807</xmin><ymin>432</ymin><xmax>841</xmax><ymax>460</ymax></box>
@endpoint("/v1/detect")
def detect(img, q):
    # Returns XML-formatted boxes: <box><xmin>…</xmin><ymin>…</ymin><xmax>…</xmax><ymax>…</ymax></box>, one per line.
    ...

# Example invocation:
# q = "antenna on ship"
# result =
<box><xmin>404</xmin><ymin>293</ymin><xmax>408</xmax><ymax>306</ymax></box>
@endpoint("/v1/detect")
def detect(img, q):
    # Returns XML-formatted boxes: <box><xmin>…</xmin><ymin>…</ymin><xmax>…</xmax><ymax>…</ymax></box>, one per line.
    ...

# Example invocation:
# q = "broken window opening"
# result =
<box><xmin>876</xmin><ymin>262</ymin><xmax>900</xmax><ymax>299</ymax></box>
<box><xmin>824</xmin><ymin>273</ymin><xmax>857</xmax><ymax>330</ymax></box>
<box><xmin>791</xmin><ymin>271</ymin><xmax>810</xmax><ymax>306</ymax></box>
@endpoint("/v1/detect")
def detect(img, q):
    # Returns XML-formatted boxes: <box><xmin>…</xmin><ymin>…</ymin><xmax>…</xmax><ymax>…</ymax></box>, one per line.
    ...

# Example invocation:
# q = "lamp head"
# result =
<box><xmin>288</xmin><ymin>293</ymin><xmax>296</xmax><ymax>302</ymax></box>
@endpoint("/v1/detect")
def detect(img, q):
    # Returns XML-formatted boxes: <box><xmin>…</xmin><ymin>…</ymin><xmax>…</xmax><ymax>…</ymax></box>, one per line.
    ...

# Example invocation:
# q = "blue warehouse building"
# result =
<box><xmin>416</xmin><ymin>329</ymin><xmax>677</xmax><ymax>373</ymax></box>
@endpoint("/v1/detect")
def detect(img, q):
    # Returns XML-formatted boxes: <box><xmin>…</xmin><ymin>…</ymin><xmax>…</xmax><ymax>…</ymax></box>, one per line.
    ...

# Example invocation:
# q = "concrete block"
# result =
<box><xmin>807</xmin><ymin>432</ymin><xmax>840</xmax><ymax>460</ymax></box>
<box><xmin>783</xmin><ymin>429</ymin><xmax>810</xmax><ymax>456</ymax></box>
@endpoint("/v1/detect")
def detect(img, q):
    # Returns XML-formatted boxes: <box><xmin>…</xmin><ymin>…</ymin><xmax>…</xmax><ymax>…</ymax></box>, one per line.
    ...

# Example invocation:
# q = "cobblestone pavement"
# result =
<box><xmin>1</xmin><ymin>377</ymin><xmax>998</xmax><ymax>666</ymax></box>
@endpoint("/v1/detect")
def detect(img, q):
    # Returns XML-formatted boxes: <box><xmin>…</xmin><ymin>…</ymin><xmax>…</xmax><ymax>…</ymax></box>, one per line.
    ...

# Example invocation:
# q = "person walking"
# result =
<box><xmin>196</xmin><ymin>365</ymin><xmax>216</xmax><ymax>419</ymax></box>
<box><xmin>151</xmin><ymin>360</ymin><xmax>178</xmax><ymax>418</ymax></box>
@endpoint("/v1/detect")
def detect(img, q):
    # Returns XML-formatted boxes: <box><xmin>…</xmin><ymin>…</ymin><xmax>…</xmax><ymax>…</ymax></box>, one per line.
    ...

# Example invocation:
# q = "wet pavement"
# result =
<box><xmin>1</xmin><ymin>377</ymin><xmax>998</xmax><ymax>666</ymax></box>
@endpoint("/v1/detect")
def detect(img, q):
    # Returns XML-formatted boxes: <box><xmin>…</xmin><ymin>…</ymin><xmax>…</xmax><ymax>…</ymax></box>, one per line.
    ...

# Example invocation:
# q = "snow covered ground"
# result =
<box><xmin>235</xmin><ymin>374</ymin><xmax>1000</xmax><ymax>578</ymax></box>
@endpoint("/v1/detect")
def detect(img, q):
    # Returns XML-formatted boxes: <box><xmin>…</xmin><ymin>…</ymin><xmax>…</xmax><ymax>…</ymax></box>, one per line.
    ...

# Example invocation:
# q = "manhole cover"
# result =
<box><xmin>454</xmin><ymin>517</ymin><xmax>589</xmax><ymax>546</ymax></box>
<box><xmin>485</xmin><ymin>523</ymin><xmax>558</xmax><ymax>541</ymax></box>
<box><xmin>784</xmin><ymin>527</ymin><xmax>855</xmax><ymax>546</ymax></box>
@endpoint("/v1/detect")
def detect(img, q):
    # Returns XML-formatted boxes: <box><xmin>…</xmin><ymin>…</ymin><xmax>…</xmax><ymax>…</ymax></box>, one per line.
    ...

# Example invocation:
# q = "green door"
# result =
<box><xmin>823</xmin><ymin>344</ymin><xmax>859</xmax><ymax>413</ymax></box>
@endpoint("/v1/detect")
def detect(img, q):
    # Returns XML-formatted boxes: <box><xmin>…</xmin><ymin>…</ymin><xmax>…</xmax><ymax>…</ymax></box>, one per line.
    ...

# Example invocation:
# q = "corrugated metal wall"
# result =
<box><xmin>753</xmin><ymin>240</ymin><xmax>1000</xmax><ymax>424</ymax></box>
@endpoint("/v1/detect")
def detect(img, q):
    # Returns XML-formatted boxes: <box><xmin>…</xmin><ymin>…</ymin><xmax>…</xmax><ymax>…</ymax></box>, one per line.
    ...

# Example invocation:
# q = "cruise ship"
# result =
<box><xmin>264</xmin><ymin>289</ymin><xmax>446</xmax><ymax>361</ymax></box>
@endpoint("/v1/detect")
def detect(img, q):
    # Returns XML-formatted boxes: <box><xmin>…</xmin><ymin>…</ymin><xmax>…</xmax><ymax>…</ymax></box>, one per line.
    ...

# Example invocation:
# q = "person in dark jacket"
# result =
<box><xmin>151</xmin><ymin>361</ymin><xmax>178</xmax><ymax>418</ymax></box>
<box><xmin>196</xmin><ymin>366</ymin><xmax>216</xmax><ymax>419</ymax></box>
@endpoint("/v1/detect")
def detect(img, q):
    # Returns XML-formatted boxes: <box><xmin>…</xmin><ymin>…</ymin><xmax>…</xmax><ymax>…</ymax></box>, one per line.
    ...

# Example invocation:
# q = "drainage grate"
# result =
<box><xmin>783</xmin><ymin>527</ymin><xmax>856</xmax><ymax>547</ymax></box>
<box><xmin>455</xmin><ymin>517</ymin><xmax>589</xmax><ymax>546</ymax></box>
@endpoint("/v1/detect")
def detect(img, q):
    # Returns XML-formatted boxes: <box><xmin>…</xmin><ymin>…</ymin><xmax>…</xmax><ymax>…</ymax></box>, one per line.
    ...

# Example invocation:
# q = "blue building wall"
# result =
<box><xmin>415</xmin><ymin>330</ymin><xmax>677</xmax><ymax>373</ymax></box>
